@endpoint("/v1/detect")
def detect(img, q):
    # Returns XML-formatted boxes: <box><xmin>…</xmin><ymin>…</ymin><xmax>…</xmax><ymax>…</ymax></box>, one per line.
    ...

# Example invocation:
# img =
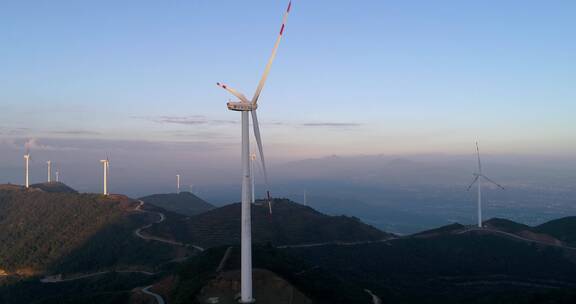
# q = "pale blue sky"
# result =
<box><xmin>1</xmin><ymin>0</ymin><xmax>575</xmax><ymax>159</ymax></box>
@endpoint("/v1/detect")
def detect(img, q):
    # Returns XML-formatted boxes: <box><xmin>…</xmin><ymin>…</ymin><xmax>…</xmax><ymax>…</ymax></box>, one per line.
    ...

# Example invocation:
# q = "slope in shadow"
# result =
<box><xmin>147</xmin><ymin>198</ymin><xmax>394</xmax><ymax>248</ymax></box>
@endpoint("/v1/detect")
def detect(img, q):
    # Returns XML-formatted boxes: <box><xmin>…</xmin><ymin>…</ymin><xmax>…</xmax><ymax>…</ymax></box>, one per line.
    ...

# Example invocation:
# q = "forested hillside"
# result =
<box><xmin>0</xmin><ymin>188</ymin><xmax>180</xmax><ymax>276</ymax></box>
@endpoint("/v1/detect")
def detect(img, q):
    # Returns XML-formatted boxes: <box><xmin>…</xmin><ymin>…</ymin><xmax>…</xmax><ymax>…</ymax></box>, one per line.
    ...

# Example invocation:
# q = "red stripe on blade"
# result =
<box><xmin>280</xmin><ymin>24</ymin><xmax>285</xmax><ymax>35</ymax></box>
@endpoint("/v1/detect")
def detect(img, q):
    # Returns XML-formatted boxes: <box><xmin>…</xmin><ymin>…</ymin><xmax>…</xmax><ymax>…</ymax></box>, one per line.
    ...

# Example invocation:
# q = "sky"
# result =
<box><xmin>1</xmin><ymin>1</ymin><xmax>575</xmax><ymax>193</ymax></box>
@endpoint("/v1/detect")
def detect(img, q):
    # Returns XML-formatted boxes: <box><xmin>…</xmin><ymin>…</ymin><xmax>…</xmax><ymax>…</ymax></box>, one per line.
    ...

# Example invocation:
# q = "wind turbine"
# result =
<box><xmin>47</xmin><ymin>160</ymin><xmax>52</xmax><ymax>183</ymax></box>
<box><xmin>24</xmin><ymin>150</ymin><xmax>31</xmax><ymax>189</ymax></box>
<box><xmin>55</xmin><ymin>169</ymin><xmax>60</xmax><ymax>182</ymax></box>
<box><xmin>216</xmin><ymin>2</ymin><xmax>291</xmax><ymax>302</ymax></box>
<box><xmin>176</xmin><ymin>174</ymin><xmax>181</xmax><ymax>194</ymax></box>
<box><xmin>100</xmin><ymin>157</ymin><xmax>110</xmax><ymax>196</ymax></box>
<box><xmin>467</xmin><ymin>142</ymin><xmax>505</xmax><ymax>228</ymax></box>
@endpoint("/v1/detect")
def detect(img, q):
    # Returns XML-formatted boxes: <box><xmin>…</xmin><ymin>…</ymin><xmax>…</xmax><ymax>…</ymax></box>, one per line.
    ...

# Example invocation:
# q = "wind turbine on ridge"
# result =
<box><xmin>46</xmin><ymin>160</ymin><xmax>52</xmax><ymax>183</ymax></box>
<box><xmin>216</xmin><ymin>2</ymin><xmax>292</xmax><ymax>302</ymax></box>
<box><xmin>467</xmin><ymin>142</ymin><xmax>505</xmax><ymax>228</ymax></box>
<box><xmin>100</xmin><ymin>156</ymin><xmax>110</xmax><ymax>196</ymax></box>
<box><xmin>23</xmin><ymin>148</ymin><xmax>31</xmax><ymax>189</ymax></box>
<box><xmin>176</xmin><ymin>174</ymin><xmax>181</xmax><ymax>194</ymax></box>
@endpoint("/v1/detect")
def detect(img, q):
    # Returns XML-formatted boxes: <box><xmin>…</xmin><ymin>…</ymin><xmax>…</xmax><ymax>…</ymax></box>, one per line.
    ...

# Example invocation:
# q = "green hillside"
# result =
<box><xmin>30</xmin><ymin>182</ymin><xmax>78</xmax><ymax>194</ymax></box>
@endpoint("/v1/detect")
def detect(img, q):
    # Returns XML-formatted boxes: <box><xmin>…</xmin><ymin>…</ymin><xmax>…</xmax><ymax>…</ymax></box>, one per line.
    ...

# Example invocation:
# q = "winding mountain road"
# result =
<box><xmin>457</xmin><ymin>227</ymin><xmax>576</xmax><ymax>251</ymax></box>
<box><xmin>39</xmin><ymin>200</ymin><xmax>208</xmax><ymax>304</ymax></box>
<box><xmin>276</xmin><ymin>238</ymin><xmax>394</xmax><ymax>249</ymax></box>
<box><xmin>142</xmin><ymin>285</ymin><xmax>166</xmax><ymax>304</ymax></box>
<box><xmin>134</xmin><ymin>201</ymin><xmax>205</xmax><ymax>251</ymax></box>
<box><xmin>40</xmin><ymin>270</ymin><xmax>156</xmax><ymax>283</ymax></box>
<box><xmin>365</xmin><ymin>289</ymin><xmax>382</xmax><ymax>304</ymax></box>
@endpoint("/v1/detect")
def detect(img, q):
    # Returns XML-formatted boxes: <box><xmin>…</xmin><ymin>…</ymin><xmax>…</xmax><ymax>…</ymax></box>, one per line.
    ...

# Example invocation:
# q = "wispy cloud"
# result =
<box><xmin>51</xmin><ymin>130</ymin><xmax>101</xmax><ymax>135</ymax></box>
<box><xmin>23</xmin><ymin>138</ymin><xmax>79</xmax><ymax>151</ymax></box>
<box><xmin>300</xmin><ymin>122</ymin><xmax>362</xmax><ymax>127</ymax></box>
<box><xmin>0</xmin><ymin>139</ymin><xmax>20</xmax><ymax>149</ymax></box>
<box><xmin>162</xmin><ymin>130</ymin><xmax>233</xmax><ymax>140</ymax></box>
<box><xmin>0</xmin><ymin>127</ymin><xmax>30</xmax><ymax>136</ymax></box>
<box><xmin>135</xmin><ymin>115</ymin><xmax>237</xmax><ymax>126</ymax></box>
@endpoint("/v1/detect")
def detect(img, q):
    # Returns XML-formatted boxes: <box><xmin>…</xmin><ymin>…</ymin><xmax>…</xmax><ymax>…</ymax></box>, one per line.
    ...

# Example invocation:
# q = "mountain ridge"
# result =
<box><xmin>139</xmin><ymin>191</ymin><xmax>214</xmax><ymax>216</ymax></box>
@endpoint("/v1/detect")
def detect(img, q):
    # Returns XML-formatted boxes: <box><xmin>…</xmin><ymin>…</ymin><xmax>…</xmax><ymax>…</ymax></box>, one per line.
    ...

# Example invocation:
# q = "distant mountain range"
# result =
<box><xmin>139</xmin><ymin>192</ymin><xmax>214</xmax><ymax>216</ymax></box>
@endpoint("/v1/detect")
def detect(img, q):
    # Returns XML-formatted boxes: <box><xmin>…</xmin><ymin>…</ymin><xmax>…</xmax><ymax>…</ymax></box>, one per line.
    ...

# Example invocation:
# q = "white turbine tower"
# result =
<box><xmin>216</xmin><ymin>2</ymin><xmax>291</xmax><ymax>302</ymax></box>
<box><xmin>47</xmin><ymin>160</ymin><xmax>52</xmax><ymax>183</ymax></box>
<box><xmin>467</xmin><ymin>142</ymin><xmax>505</xmax><ymax>228</ymax></box>
<box><xmin>251</xmin><ymin>153</ymin><xmax>256</xmax><ymax>204</ymax></box>
<box><xmin>176</xmin><ymin>174</ymin><xmax>181</xmax><ymax>194</ymax></box>
<box><xmin>100</xmin><ymin>157</ymin><xmax>110</xmax><ymax>196</ymax></box>
<box><xmin>56</xmin><ymin>169</ymin><xmax>60</xmax><ymax>182</ymax></box>
<box><xmin>24</xmin><ymin>150</ymin><xmax>31</xmax><ymax>189</ymax></box>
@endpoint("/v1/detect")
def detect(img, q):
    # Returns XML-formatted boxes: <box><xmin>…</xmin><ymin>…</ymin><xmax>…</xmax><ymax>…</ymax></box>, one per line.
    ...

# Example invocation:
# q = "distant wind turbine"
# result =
<box><xmin>216</xmin><ymin>2</ymin><xmax>291</xmax><ymax>302</ymax></box>
<box><xmin>24</xmin><ymin>150</ymin><xmax>31</xmax><ymax>189</ymax></box>
<box><xmin>47</xmin><ymin>160</ymin><xmax>52</xmax><ymax>183</ymax></box>
<box><xmin>467</xmin><ymin>142</ymin><xmax>505</xmax><ymax>228</ymax></box>
<box><xmin>55</xmin><ymin>169</ymin><xmax>60</xmax><ymax>182</ymax></box>
<box><xmin>100</xmin><ymin>157</ymin><xmax>110</xmax><ymax>196</ymax></box>
<box><xmin>176</xmin><ymin>174</ymin><xmax>181</xmax><ymax>194</ymax></box>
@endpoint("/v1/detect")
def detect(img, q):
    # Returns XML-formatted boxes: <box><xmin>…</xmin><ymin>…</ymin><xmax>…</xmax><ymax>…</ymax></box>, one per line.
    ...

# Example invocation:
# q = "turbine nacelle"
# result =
<box><xmin>227</xmin><ymin>101</ymin><xmax>258</xmax><ymax>112</ymax></box>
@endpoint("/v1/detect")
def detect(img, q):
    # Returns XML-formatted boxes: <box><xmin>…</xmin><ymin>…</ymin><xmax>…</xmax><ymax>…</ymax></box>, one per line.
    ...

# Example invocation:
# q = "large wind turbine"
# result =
<box><xmin>216</xmin><ymin>2</ymin><xmax>291</xmax><ymax>302</ymax></box>
<box><xmin>47</xmin><ymin>160</ymin><xmax>52</xmax><ymax>183</ymax></box>
<box><xmin>24</xmin><ymin>150</ymin><xmax>31</xmax><ymax>189</ymax></box>
<box><xmin>467</xmin><ymin>142</ymin><xmax>505</xmax><ymax>228</ymax></box>
<box><xmin>100</xmin><ymin>157</ymin><xmax>110</xmax><ymax>196</ymax></box>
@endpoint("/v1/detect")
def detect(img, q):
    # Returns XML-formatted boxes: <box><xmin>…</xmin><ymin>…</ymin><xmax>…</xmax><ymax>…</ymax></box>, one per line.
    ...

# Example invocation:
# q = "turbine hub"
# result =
<box><xmin>227</xmin><ymin>101</ymin><xmax>257</xmax><ymax>112</ymax></box>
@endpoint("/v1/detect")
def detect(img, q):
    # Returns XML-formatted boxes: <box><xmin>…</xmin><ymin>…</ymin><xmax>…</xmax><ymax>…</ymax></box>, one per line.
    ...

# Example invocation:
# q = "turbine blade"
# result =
<box><xmin>476</xmin><ymin>142</ymin><xmax>482</xmax><ymax>173</ymax></box>
<box><xmin>251</xmin><ymin>1</ymin><xmax>292</xmax><ymax>106</ymax></box>
<box><xmin>481</xmin><ymin>175</ymin><xmax>505</xmax><ymax>190</ymax></box>
<box><xmin>251</xmin><ymin>110</ymin><xmax>269</xmax><ymax>187</ymax></box>
<box><xmin>466</xmin><ymin>175</ymin><xmax>480</xmax><ymax>191</ymax></box>
<box><xmin>216</xmin><ymin>82</ymin><xmax>250</xmax><ymax>103</ymax></box>
<box><xmin>251</xmin><ymin>110</ymin><xmax>272</xmax><ymax>214</ymax></box>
